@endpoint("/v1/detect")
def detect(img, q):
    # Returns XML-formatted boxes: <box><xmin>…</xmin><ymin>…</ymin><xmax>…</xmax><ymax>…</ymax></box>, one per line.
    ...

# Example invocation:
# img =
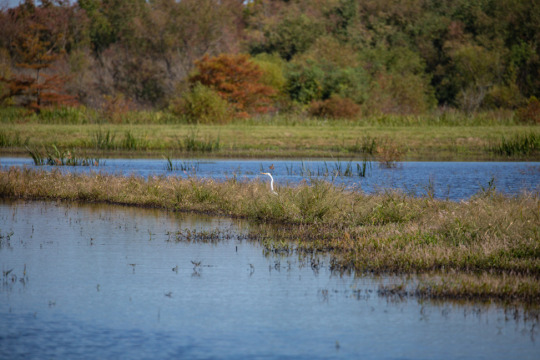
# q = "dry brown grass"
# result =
<box><xmin>1</xmin><ymin>166</ymin><xmax>538</xmax><ymax>302</ymax></box>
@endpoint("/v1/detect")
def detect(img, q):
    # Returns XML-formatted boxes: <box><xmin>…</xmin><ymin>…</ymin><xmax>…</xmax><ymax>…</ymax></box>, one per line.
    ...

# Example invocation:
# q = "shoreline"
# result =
<box><xmin>1</xmin><ymin>166</ymin><xmax>538</xmax><ymax>304</ymax></box>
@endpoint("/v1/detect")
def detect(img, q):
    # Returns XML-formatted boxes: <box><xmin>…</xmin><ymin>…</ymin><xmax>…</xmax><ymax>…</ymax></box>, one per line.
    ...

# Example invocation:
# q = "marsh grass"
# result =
<box><xmin>166</xmin><ymin>228</ymin><xmax>235</xmax><ymax>243</ymax></box>
<box><xmin>91</xmin><ymin>128</ymin><xmax>149</xmax><ymax>151</ymax></box>
<box><xmin>163</xmin><ymin>155</ymin><xmax>200</xmax><ymax>172</ymax></box>
<box><xmin>357</xmin><ymin>159</ymin><xmax>371</xmax><ymax>177</ymax></box>
<box><xmin>0</xmin><ymin>167</ymin><xmax>538</xmax><ymax>302</ymax></box>
<box><xmin>2</xmin><ymin>119</ymin><xmax>538</xmax><ymax>160</ymax></box>
<box><xmin>0</xmin><ymin>130</ymin><xmax>28</xmax><ymax>147</ymax></box>
<box><xmin>375</xmin><ymin>137</ymin><xmax>405</xmax><ymax>168</ymax></box>
<box><xmin>0</xmin><ymin>106</ymin><xmax>520</xmax><ymax>126</ymax></box>
<box><xmin>180</xmin><ymin>128</ymin><xmax>221</xmax><ymax>152</ymax></box>
<box><xmin>489</xmin><ymin>132</ymin><xmax>539</xmax><ymax>157</ymax></box>
<box><xmin>285</xmin><ymin>159</ymin><xmax>371</xmax><ymax>178</ymax></box>
<box><xmin>122</xmin><ymin>130</ymin><xmax>147</xmax><ymax>150</ymax></box>
<box><xmin>164</xmin><ymin>155</ymin><xmax>177</xmax><ymax>171</ymax></box>
<box><xmin>26</xmin><ymin>145</ymin><xmax>100</xmax><ymax>166</ymax></box>
<box><xmin>347</xmin><ymin>135</ymin><xmax>378</xmax><ymax>155</ymax></box>
<box><xmin>379</xmin><ymin>273</ymin><xmax>540</xmax><ymax>304</ymax></box>
<box><xmin>92</xmin><ymin>129</ymin><xmax>117</xmax><ymax>150</ymax></box>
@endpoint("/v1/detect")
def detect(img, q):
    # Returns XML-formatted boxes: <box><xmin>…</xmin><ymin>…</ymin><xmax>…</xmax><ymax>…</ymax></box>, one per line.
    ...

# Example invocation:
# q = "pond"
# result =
<box><xmin>1</xmin><ymin>157</ymin><xmax>539</xmax><ymax>200</ymax></box>
<box><xmin>1</xmin><ymin>200</ymin><xmax>538</xmax><ymax>359</ymax></box>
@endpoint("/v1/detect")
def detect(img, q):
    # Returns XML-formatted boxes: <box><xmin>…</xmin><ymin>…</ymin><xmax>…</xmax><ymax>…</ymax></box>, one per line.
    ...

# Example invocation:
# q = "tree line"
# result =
<box><xmin>0</xmin><ymin>0</ymin><xmax>538</xmax><ymax>120</ymax></box>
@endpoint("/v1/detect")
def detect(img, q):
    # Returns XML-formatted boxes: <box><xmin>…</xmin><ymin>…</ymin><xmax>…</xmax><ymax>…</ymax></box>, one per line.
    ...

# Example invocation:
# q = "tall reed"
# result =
<box><xmin>25</xmin><ymin>145</ymin><xmax>100</xmax><ymax>166</ymax></box>
<box><xmin>489</xmin><ymin>132</ymin><xmax>539</xmax><ymax>157</ymax></box>
<box><xmin>181</xmin><ymin>128</ymin><xmax>221</xmax><ymax>152</ymax></box>
<box><xmin>92</xmin><ymin>129</ymin><xmax>117</xmax><ymax>150</ymax></box>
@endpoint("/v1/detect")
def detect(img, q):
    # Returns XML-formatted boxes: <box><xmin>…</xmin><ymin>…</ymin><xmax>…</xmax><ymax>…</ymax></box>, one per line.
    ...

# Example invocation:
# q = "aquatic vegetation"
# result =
<box><xmin>356</xmin><ymin>159</ymin><xmax>371</xmax><ymax>177</ymax></box>
<box><xmin>164</xmin><ymin>155</ymin><xmax>176</xmax><ymax>171</ymax></box>
<box><xmin>488</xmin><ymin>132</ymin><xmax>539</xmax><ymax>157</ymax></box>
<box><xmin>167</xmin><ymin>228</ymin><xmax>231</xmax><ymax>243</ymax></box>
<box><xmin>375</xmin><ymin>137</ymin><xmax>405</xmax><ymax>168</ymax></box>
<box><xmin>26</xmin><ymin>145</ymin><xmax>100</xmax><ymax>166</ymax></box>
<box><xmin>378</xmin><ymin>273</ymin><xmax>540</xmax><ymax>304</ymax></box>
<box><xmin>285</xmin><ymin>159</ymin><xmax>371</xmax><ymax>178</ymax></box>
<box><xmin>179</xmin><ymin>160</ymin><xmax>200</xmax><ymax>172</ymax></box>
<box><xmin>0</xmin><ymin>167</ymin><xmax>538</xmax><ymax>302</ymax></box>
<box><xmin>346</xmin><ymin>135</ymin><xmax>378</xmax><ymax>155</ymax></box>
<box><xmin>164</xmin><ymin>156</ymin><xmax>200</xmax><ymax>172</ymax></box>
<box><xmin>0</xmin><ymin>230</ymin><xmax>13</xmax><ymax>249</ymax></box>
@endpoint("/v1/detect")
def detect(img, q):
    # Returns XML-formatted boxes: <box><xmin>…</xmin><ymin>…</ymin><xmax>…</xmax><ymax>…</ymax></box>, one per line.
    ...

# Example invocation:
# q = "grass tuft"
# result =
<box><xmin>0</xmin><ymin>130</ymin><xmax>29</xmax><ymax>147</ymax></box>
<box><xmin>489</xmin><ymin>132</ymin><xmax>539</xmax><ymax>157</ymax></box>
<box><xmin>181</xmin><ymin>128</ymin><xmax>221</xmax><ymax>152</ymax></box>
<box><xmin>26</xmin><ymin>145</ymin><xmax>100</xmax><ymax>166</ymax></box>
<box><xmin>92</xmin><ymin>129</ymin><xmax>117</xmax><ymax>150</ymax></box>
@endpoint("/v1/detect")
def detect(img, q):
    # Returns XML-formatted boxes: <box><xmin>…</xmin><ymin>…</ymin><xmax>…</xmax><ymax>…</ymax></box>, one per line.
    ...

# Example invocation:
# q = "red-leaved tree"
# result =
<box><xmin>189</xmin><ymin>54</ymin><xmax>276</xmax><ymax>117</ymax></box>
<box><xmin>0</xmin><ymin>2</ymin><xmax>76</xmax><ymax>112</ymax></box>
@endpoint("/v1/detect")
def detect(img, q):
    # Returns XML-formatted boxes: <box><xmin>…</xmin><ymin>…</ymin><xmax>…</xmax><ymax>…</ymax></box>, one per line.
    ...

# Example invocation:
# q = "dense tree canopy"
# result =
<box><xmin>0</xmin><ymin>0</ymin><xmax>538</xmax><ymax>117</ymax></box>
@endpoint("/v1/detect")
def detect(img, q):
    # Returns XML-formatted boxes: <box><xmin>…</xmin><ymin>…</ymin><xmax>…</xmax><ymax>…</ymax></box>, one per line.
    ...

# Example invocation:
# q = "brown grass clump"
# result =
<box><xmin>308</xmin><ymin>96</ymin><xmax>361</xmax><ymax>119</ymax></box>
<box><xmin>100</xmin><ymin>94</ymin><xmax>133</xmax><ymax>123</ymax></box>
<box><xmin>375</xmin><ymin>137</ymin><xmax>406</xmax><ymax>167</ymax></box>
<box><xmin>515</xmin><ymin>96</ymin><xmax>540</xmax><ymax>124</ymax></box>
<box><xmin>0</xmin><ymin>167</ymin><xmax>538</xmax><ymax>302</ymax></box>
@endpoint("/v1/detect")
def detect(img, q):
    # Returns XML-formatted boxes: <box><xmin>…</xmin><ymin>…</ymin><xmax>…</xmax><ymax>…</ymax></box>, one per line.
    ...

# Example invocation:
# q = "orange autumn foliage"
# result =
<box><xmin>189</xmin><ymin>54</ymin><xmax>276</xmax><ymax>117</ymax></box>
<box><xmin>0</xmin><ymin>14</ymin><xmax>76</xmax><ymax>112</ymax></box>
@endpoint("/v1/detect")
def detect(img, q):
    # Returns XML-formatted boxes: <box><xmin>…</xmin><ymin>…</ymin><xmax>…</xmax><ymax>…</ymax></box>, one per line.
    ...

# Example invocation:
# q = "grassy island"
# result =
<box><xmin>1</xmin><ymin>166</ymin><xmax>538</xmax><ymax>304</ymax></box>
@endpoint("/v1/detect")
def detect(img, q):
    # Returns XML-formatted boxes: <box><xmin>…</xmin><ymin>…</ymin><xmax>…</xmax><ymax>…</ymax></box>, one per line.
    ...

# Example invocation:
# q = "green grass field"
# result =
<box><xmin>1</xmin><ymin>119</ymin><xmax>539</xmax><ymax>161</ymax></box>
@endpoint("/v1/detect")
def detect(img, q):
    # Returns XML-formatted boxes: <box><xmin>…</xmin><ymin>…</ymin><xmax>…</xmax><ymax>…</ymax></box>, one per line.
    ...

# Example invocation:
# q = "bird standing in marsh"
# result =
<box><xmin>260</xmin><ymin>172</ymin><xmax>278</xmax><ymax>195</ymax></box>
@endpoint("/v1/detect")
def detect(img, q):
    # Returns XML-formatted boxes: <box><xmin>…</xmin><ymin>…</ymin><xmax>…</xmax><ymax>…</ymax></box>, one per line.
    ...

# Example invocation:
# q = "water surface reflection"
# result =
<box><xmin>0</xmin><ymin>201</ymin><xmax>538</xmax><ymax>359</ymax></box>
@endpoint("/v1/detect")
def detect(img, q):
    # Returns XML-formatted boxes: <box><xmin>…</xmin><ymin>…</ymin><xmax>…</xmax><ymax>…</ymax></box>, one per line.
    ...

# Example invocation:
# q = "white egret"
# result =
<box><xmin>260</xmin><ymin>172</ymin><xmax>278</xmax><ymax>195</ymax></box>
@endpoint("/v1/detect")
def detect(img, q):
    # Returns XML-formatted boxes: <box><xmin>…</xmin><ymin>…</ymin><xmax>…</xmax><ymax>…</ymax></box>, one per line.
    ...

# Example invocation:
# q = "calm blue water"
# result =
<box><xmin>0</xmin><ymin>201</ymin><xmax>539</xmax><ymax>359</ymax></box>
<box><xmin>1</xmin><ymin>157</ymin><xmax>539</xmax><ymax>200</ymax></box>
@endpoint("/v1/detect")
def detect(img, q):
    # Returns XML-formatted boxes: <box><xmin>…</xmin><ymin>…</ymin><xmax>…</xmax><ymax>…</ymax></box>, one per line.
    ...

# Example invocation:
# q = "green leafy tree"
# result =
<box><xmin>78</xmin><ymin>0</ymin><xmax>115</xmax><ymax>55</ymax></box>
<box><xmin>451</xmin><ymin>44</ymin><xmax>504</xmax><ymax>113</ymax></box>
<box><xmin>251</xmin><ymin>12</ymin><xmax>322</xmax><ymax>61</ymax></box>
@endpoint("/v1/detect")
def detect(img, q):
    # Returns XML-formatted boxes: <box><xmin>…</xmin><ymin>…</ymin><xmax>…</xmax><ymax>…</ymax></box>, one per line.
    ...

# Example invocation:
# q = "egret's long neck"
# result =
<box><xmin>269</xmin><ymin>177</ymin><xmax>274</xmax><ymax>190</ymax></box>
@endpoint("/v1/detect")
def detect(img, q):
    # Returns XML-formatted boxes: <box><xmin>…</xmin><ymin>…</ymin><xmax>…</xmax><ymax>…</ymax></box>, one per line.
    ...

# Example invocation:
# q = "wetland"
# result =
<box><xmin>0</xmin><ymin>155</ymin><xmax>539</xmax><ymax>358</ymax></box>
<box><xmin>1</xmin><ymin>200</ymin><xmax>539</xmax><ymax>359</ymax></box>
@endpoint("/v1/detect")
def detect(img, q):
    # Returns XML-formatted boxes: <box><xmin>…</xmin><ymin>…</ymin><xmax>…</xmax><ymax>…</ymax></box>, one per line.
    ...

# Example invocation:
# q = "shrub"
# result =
<box><xmin>515</xmin><ymin>96</ymin><xmax>540</xmax><ymax>124</ymax></box>
<box><xmin>252</xmin><ymin>53</ymin><xmax>287</xmax><ymax>93</ymax></box>
<box><xmin>285</xmin><ymin>62</ymin><xmax>324</xmax><ymax>104</ymax></box>
<box><xmin>375</xmin><ymin>137</ymin><xmax>405</xmax><ymax>167</ymax></box>
<box><xmin>308</xmin><ymin>96</ymin><xmax>361</xmax><ymax>119</ymax></box>
<box><xmin>170</xmin><ymin>83</ymin><xmax>231</xmax><ymax>124</ymax></box>
<box><xmin>484</xmin><ymin>83</ymin><xmax>524</xmax><ymax>109</ymax></box>
<box><xmin>364</xmin><ymin>72</ymin><xmax>435</xmax><ymax>115</ymax></box>
<box><xmin>285</xmin><ymin>61</ymin><xmax>369</xmax><ymax>105</ymax></box>
<box><xmin>100</xmin><ymin>94</ymin><xmax>132</xmax><ymax>123</ymax></box>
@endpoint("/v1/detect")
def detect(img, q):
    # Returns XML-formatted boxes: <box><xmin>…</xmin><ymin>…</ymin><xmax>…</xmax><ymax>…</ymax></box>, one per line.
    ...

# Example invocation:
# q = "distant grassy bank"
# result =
<box><xmin>0</xmin><ymin>107</ymin><xmax>539</xmax><ymax>161</ymax></box>
<box><xmin>1</xmin><ymin>167</ymin><xmax>538</xmax><ymax>303</ymax></box>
